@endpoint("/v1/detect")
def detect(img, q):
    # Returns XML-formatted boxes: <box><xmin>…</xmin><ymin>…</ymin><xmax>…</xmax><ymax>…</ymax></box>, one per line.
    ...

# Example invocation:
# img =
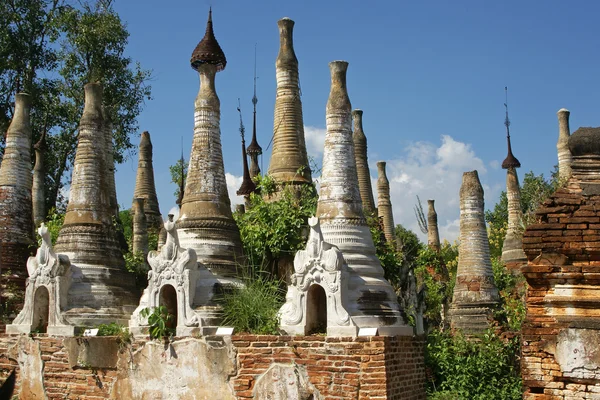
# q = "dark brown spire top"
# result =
<box><xmin>501</xmin><ymin>87</ymin><xmax>520</xmax><ymax>169</ymax></box>
<box><xmin>247</xmin><ymin>45</ymin><xmax>262</xmax><ymax>157</ymax></box>
<box><xmin>191</xmin><ymin>8</ymin><xmax>227</xmax><ymax>72</ymax></box>
<box><xmin>236</xmin><ymin>101</ymin><xmax>256</xmax><ymax>196</ymax></box>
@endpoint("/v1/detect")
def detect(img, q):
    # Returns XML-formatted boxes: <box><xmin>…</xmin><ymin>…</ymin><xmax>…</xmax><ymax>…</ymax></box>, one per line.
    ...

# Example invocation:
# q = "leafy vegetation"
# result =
<box><xmin>140</xmin><ymin>306</ymin><xmax>174</xmax><ymax>340</ymax></box>
<box><xmin>234</xmin><ymin>175</ymin><xmax>317</xmax><ymax>276</ymax></box>
<box><xmin>0</xmin><ymin>0</ymin><xmax>152</xmax><ymax>214</ymax></box>
<box><xmin>426</xmin><ymin>330</ymin><xmax>522</xmax><ymax>400</ymax></box>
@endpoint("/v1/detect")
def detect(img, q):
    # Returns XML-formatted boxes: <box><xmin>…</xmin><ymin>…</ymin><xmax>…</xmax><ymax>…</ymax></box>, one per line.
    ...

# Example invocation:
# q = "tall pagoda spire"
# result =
<box><xmin>500</xmin><ymin>87</ymin><xmax>527</xmax><ymax>270</ymax></box>
<box><xmin>267</xmin><ymin>18</ymin><xmax>312</xmax><ymax>195</ymax></box>
<box><xmin>247</xmin><ymin>44</ymin><xmax>262</xmax><ymax>179</ymax></box>
<box><xmin>177</xmin><ymin>8</ymin><xmax>244</xmax><ymax>277</ymax></box>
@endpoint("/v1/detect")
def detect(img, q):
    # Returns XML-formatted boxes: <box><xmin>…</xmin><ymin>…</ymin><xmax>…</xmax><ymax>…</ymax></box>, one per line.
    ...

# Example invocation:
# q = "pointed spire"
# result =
<box><xmin>501</xmin><ymin>87</ymin><xmax>521</xmax><ymax>169</ymax></box>
<box><xmin>191</xmin><ymin>8</ymin><xmax>227</xmax><ymax>72</ymax></box>
<box><xmin>317</xmin><ymin>60</ymin><xmax>410</xmax><ymax>335</ymax></box>
<box><xmin>352</xmin><ymin>109</ymin><xmax>376</xmax><ymax>213</ymax></box>
<box><xmin>133</xmin><ymin>131</ymin><xmax>163</xmax><ymax>229</ymax></box>
<box><xmin>557</xmin><ymin>108</ymin><xmax>572</xmax><ymax>181</ymax></box>
<box><xmin>0</xmin><ymin>93</ymin><xmax>34</xmax><ymax>290</ymax></box>
<box><xmin>247</xmin><ymin>44</ymin><xmax>262</xmax><ymax>179</ymax></box>
<box><xmin>267</xmin><ymin>17</ymin><xmax>312</xmax><ymax>191</ymax></box>
<box><xmin>237</xmin><ymin>100</ymin><xmax>256</xmax><ymax>196</ymax></box>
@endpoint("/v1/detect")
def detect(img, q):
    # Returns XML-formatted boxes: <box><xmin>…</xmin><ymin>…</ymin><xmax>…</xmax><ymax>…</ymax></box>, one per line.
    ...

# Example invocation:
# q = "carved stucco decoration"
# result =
<box><xmin>7</xmin><ymin>223</ymin><xmax>73</xmax><ymax>335</ymax></box>
<box><xmin>279</xmin><ymin>217</ymin><xmax>356</xmax><ymax>337</ymax></box>
<box><xmin>130</xmin><ymin>215</ymin><xmax>203</xmax><ymax>336</ymax></box>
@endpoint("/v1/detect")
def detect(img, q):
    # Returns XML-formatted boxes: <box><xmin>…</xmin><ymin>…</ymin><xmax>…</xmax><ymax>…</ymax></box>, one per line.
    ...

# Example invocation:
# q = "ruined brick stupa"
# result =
<box><xmin>53</xmin><ymin>83</ymin><xmax>138</xmax><ymax>327</ymax></box>
<box><xmin>0</xmin><ymin>93</ymin><xmax>34</xmax><ymax>290</ymax></box>
<box><xmin>557</xmin><ymin>108</ymin><xmax>572</xmax><ymax>182</ymax></box>
<box><xmin>500</xmin><ymin>101</ymin><xmax>527</xmax><ymax>269</ymax></box>
<box><xmin>266</xmin><ymin>18</ymin><xmax>312</xmax><ymax>195</ymax></box>
<box><xmin>352</xmin><ymin>109</ymin><xmax>376</xmax><ymax>214</ymax></box>
<box><xmin>133</xmin><ymin>131</ymin><xmax>163</xmax><ymax>231</ymax></box>
<box><xmin>521</xmin><ymin>126</ymin><xmax>600</xmax><ymax>398</ymax></box>
<box><xmin>449</xmin><ymin>171</ymin><xmax>499</xmax><ymax>333</ymax></box>
<box><xmin>176</xmin><ymin>9</ymin><xmax>244</xmax><ymax>277</ymax></box>
<box><xmin>280</xmin><ymin>61</ymin><xmax>411</xmax><ymax>336</ymax></box>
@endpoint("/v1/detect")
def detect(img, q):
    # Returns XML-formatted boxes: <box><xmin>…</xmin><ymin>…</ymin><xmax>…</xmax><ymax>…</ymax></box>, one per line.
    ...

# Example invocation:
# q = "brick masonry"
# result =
<box><xmin>521</xmin><ymin>131</ymin><xmax>600</xmax><ymax>398</ymax></box>
<box><xmin>0</xmin><ymin>334</ymin><xmax>426</xmax><ymax>399</ymax></box>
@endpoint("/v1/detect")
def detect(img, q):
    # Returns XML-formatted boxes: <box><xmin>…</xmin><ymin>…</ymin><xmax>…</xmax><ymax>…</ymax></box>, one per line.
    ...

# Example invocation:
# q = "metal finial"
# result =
<box><xmin>252</xmin><ymin>44</ymin><xmax>258</xmax><ymax>107</ymax></box>
<box><xmin>501</xmin><ymin>86</ymin><xmax>521</xmax><ymax>169</ymax></box>
<box><xmin>504</xmin><ymin>86</ymin><xmax>510</xmax><ymax>137</ymax></box>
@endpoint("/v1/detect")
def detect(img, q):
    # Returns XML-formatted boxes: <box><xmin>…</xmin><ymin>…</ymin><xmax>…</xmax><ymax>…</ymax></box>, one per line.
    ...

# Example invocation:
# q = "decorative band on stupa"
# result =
<box><xmin>267</xmin><ymin>17</ymin><xmax>312</xmax><ymax>193</ymax></box>
<box><xmin>177</xmin><ymin>9</ymin><xmax>244</xmax><ymax>277</ymax></box>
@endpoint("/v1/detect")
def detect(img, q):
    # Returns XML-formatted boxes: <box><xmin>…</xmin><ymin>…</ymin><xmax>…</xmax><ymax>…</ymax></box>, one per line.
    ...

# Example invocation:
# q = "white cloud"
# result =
<box><xmin>489</xmin><ymin>160</ymin><xmax>500</xmax><ymax>170</ymax></box>
<box><xmin>374</xmin><ymin>135</ymin><xmax>498</xmax><ymax>243</ymax></box>
<box><xmin>304</xmin><ymin>125</ymin><xmax>326</xmax><ymax>160</ymax></box>
<box><xmin>225</xmin><ymin>173</ymin><xmax>245</xmax><ymax>206</ymax></box>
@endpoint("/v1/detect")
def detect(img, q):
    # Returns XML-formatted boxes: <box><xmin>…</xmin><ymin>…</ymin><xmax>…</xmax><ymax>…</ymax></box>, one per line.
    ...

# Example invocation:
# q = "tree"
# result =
<box><xmin>0</xmin><ymin>0</ymin><xmax>152</xmax><ymax>214</ymax></box>
<box><xmin>169</xmin><ymin>157</ymin><xmax>188</xmax><ymax>203</ymax></box>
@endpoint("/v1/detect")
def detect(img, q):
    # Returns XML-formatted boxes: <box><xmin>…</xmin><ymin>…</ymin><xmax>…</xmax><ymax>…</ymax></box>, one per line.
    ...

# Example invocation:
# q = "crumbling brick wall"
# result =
<box><xmin>0</xmin><ymin>334</ymin><xmax>426</xmax><ymax>399</ymax></box>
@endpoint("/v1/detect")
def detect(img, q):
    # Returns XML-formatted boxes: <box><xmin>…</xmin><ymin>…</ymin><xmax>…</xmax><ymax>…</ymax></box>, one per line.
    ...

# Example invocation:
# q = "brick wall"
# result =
<box><xmin>0</xmin><ymin>334</ymin><xmax>426</xmax><ymax>399</ymax></box>
<box><xmin>231</xmin><ymin>335</ymin><xmax>426</xmax><ymax>400</ymax></box>
<box><xmin>521</xmin><ymin>178</ymin><xmax>600</xmax><ymax>398</ymax></box>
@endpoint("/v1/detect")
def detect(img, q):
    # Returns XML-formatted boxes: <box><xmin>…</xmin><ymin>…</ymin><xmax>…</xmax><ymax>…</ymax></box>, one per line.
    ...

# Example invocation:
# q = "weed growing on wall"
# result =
<box><xmin>140</xmin><ymin>306</ymin><xmax>174</xmax><ymax>340</ymax></box>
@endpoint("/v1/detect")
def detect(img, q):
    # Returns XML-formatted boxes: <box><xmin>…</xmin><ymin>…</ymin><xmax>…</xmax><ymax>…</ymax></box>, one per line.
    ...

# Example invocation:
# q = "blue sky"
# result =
<box><xmin>110</xmin><ymin>0</ymin><xmax>600</xmax><ymax>241</ymax></box>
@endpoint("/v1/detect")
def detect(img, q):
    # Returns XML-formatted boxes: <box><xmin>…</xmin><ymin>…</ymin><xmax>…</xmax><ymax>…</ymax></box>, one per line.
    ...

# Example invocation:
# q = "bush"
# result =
<box><xmin>492</xmin><ymin>257</ymin><xmax>526</xmax><ymax>332</ymax></box>
<box><xmin>218</xmin><ymin>275</ymin><xmax>284</xmax><ymax>335</ymax></box>
<box><xmin>140</xmin><ymin>306</ymin><xmax>174</xmax><ymax>340</ymax></box>
<box><xmin>426</xmin><ymin>330</ymin><xmax>522</xmax><ymax>400</ymax></box>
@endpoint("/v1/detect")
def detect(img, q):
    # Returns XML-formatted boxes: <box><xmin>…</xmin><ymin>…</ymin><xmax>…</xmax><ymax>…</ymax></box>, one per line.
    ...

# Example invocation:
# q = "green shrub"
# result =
<box><xmin>218</xmin><ymin>275</ymin><xmax>284</xmax><ymax>335</ymax></box>
<box><xmin>492</xmin><ymin>257</ymin><xmax>526</xmax><ymax>332</ymax></box>
<box><xmin>140</xmin><ymin>306</ymin><xmax>174</xmax><ymax>340</ymax></box>
<box><xmin>426</xmin><ymin>330</ymin><xmax>522</xmax><ymax>400</ymax></box>
<box><xmin>97</xmin><ymin>322</ymin><xmax>132</xmax><ymax>345</ymax></box>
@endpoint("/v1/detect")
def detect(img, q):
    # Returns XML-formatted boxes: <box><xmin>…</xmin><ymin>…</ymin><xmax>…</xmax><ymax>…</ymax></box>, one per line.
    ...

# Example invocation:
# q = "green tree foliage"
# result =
<box><xmin>0</xmin><ymin>0</ymin><xmax>152</xmax><ymax>214</ymax></box>
<box><xmin>169</xmin><ymin>157</ymin><xmax>188</xmax><ymax>201</ymax></box>
<box><xmin>426</xmin><ymin>330</ymin><xmax>522</xmax><ymax>400</ymax></box>
<box><xmin>414</xmin><ymin>241</ymin><xmax>458</xmax><ymax>329</ymax></box>
<box><xmin>485</xmin><ymin>171</ymin><xmax>556</xmax><ymax>258</ymax></box>
<box><xmin>234</xmin><ymin>175</ymin><xmax>318</xmax><ymax>275</ymax></box>
<box><xmin>140</xmin><ymin>306</ymin><xmax>174</xmax><ymax>340</ymax></box>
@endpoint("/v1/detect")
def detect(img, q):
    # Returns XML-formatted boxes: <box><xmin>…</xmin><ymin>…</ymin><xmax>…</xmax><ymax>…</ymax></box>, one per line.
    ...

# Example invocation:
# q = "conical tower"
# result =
<box><xmin>267</xmin><ymin>18</ymin><xmax>312</xmax><ymax>194</ymax></box>
<box><xmin>376</xmin><ymin>161</ymin><xmax>398</xmax><ymax>247</ymax></box>
<box><xmin>352</xmin><ymin>109</ymin><xmax>376</xmax><ymax>214</ymax></box>
<box><xmin>177</xmin><ymin>9</ymin><xmax>244</xmax><ymax>277</ymax></box>
<box><xmin>427</xmin><ymin>199</ymin><xmax>441</xmax><ymax>252</ymax></box>
<box><xmin>32</xmin><ymin>129</ymin><xmax>46</xmax><ymax>228</ymax></box>
<box><xmin>133</xmin><ymin>131</ymin><xmax>163</xmax><ymax>230</ymax></box>
<box><xmin>132</xmin><ymin>197</ymin><xmax>149</xmax><ymax>261</ymax></box>
<box><xmin>317</xmin><ymin>61</ymin><xmax>410</xmax><ymax>335</ymax></box>
<box><xmin>557</xmin><ymin>108</ymin><xmax>572</xmax><ymax>182</ymax></box>
<box><xmin>500</xmin><ymin>90</ymin><xmax>527</xmax><ymax>269</ymax></box>
<box><xmin>449</xmin><ymin>171</ymin><xmax>499</xmax><ymax>333</ymax></box>
<box><xmin>0</xmin><ymin>93</ymin><xmax>34</xmax><ymax>289</ymax></box>
<box><xmin>55</xmin><ymin>83</ymin><xmax>138</xmax><ymax>326</ymax></box>
<box><xmin>237</xmin><ymin>103</ymin><xmax>256</xmax><ymax>202</ymax></box>
<box><xmin>247</xmin><ymin>47</ymin><xmax>262</xmax><ymax>180</ymax></box>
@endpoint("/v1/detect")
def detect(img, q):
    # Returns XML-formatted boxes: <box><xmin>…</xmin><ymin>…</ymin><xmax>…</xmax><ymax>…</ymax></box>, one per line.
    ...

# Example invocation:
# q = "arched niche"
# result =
<box><xmin>159</xmin><ymin>284</ymin><xmax>178</xmax><ymax>330</ymax></box>
<box><xmin>306</xmin><ymin>284</ymin><xmax>327</xmax><ymax>335</ymax></box>
<box><xmin>32</xmin><ymin>286</ymin><xmax>50</xmax><ymax>333</ymax></box>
